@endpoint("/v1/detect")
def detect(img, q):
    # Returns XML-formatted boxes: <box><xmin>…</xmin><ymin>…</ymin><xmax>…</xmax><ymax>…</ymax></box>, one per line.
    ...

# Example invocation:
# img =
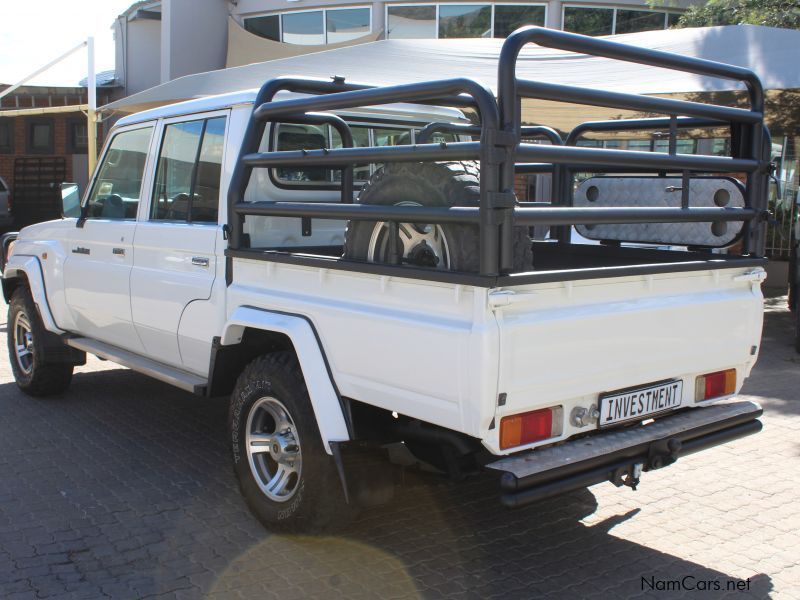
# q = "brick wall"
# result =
<box><xmin>0</xmin><ymin>112</ymin><xmax>104</xmax><ymax>228</ymax></box>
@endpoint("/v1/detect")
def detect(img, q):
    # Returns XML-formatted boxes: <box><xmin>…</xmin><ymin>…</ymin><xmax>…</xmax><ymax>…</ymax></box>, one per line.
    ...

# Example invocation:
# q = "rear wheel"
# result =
<box><xmin>229</xmin><ymin>352</ymin><xmax>356</xmax><ymax>532</ymax></box>
<box><xmin>7</xmin><ymin>287</ymin><xmax>73</xmax><ymax>396</ymax></box>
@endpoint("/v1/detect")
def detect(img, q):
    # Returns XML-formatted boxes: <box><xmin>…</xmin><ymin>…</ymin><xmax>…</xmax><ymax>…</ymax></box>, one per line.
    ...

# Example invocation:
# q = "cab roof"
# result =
<box><xmin>114</xmin><ymin>88</ymin><xmax>469</xmax><ymax>128</ymax></box>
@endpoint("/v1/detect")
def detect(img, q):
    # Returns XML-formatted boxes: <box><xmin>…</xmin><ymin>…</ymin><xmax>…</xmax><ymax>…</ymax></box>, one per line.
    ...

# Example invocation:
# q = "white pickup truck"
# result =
<box><xmin>2</xmin><ymin>28</ymin><xmax>768</xmax><ymax>531</ymax></box>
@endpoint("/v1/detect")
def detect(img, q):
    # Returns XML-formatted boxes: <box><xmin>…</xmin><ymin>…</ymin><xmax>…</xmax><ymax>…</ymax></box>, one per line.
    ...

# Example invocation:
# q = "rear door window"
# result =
<box><xmin>151</xmin><ymin>116</ymin><xmax>226</xmax><ymax>223</ymax></box>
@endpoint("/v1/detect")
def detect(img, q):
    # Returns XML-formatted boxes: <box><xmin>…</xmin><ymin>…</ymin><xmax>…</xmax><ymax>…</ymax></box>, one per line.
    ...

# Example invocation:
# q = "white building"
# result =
<box><xmin>113</xmin><ymin>0</ymin><xmax>699</xmax><ymax>97</ymax></box>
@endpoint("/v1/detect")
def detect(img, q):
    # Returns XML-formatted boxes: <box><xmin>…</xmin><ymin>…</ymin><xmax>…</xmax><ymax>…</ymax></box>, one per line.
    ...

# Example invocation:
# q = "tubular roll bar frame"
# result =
<box><xmin>227</xmin><ymin>27</ymin><xmax>770</xmax><ymax>282</ymax></box>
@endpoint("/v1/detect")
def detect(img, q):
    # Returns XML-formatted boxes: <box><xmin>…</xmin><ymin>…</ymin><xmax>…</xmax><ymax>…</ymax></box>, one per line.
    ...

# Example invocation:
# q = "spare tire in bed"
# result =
<box><xmin>343</xmin><ymin>161</ymin><xmax>532</xmax><ymax>273</ymax></box>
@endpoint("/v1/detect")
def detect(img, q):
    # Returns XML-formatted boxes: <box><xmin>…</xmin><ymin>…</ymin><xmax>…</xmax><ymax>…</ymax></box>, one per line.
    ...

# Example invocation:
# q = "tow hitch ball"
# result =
<box><xmin>611</xmin><ymin>438</ymin><xmax>683</xmax><ymax>491</ymax></box>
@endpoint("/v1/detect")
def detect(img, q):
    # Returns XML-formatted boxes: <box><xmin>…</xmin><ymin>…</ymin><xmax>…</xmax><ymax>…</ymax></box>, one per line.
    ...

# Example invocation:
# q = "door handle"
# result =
<box><xmin>191</xmin><ymin>256</ymin><xmax>210</xmax><ymax>267</ymax></box>
<box><xmin>72</xmin><ymin>247</ymin><xmax>90</xmax><ymax>255</ymax></box>
<box><xmin>112</xmin><ymin>247</ymin><xmax>125</xmax><ymax>256</ymax></box>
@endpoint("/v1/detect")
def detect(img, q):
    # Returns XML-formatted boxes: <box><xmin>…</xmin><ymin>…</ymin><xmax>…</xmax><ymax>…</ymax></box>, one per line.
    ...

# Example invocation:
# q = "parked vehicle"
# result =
<box><xmin>0</xmin><ymin>176</ymin><xmax>12</xmax><ymax>228</ymax></box>
<box><xmin>2</xmin><ymin>27</ymin><xmax>769</xmax><ymax>531</ymax></box>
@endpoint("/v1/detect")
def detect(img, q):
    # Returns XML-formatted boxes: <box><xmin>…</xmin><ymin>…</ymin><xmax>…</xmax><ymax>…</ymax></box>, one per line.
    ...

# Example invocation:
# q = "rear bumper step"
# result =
<box><xmin>486</xmin><ymin>400</ymin><xmax>762</xmax><ymax>508</ymax></box>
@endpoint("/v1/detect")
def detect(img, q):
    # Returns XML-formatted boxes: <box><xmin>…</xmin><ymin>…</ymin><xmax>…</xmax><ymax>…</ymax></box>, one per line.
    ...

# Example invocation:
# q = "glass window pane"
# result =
<box><xmin>329</xmin><ymin>125</ymin><xmax>370</xmax><ymax>182</ymax></box>
<box><xmin>244</xmin><ymin>15</ymin><xmax>280</xmax><ymax>41</ymax></box>
<box><xmin>151</xmin><ymin>120</ymin><xmax>204</xmax><ymax>221</ymax></box>
<box><xmin>667</xmin><ymin>12</ymin><xmax>681</xmax><ymax>27</ymax></box>
<box><xmin>32</xmin><ymin>123</ymin><xmax>51</xmax><ymax>149</ymax></box>
<box><xmin>372</xmin><ymin>127</ymin><xmax>412</xmax><ymax>174</ymax></box>
<box><xmin>275</xmin><ymin>123</ymin><xmax>330</xmax><ymax>182</ymax></box>
<box><xmin>387</xmin><ymin>5</ymin><xmax>436</xmax><ymax>39</ymax></box>
<box><xmin>563</xmin><ymin>7</ymin><xmax>613</xmax><ymax>36</ymax></box>
<box><xmin>626</xmin><ymin>139</ymin><xmax>652</xmax><ymax>151</ymax></box>
<box><xmin>712</xmin><ymin>138</ymin><xmax>730</xmax><ymax>156</ymax></box>
<box><xmin>494</xmin><ymin>5</ymin><xmax>545</xmax><ymax>38</ymax></box>
<box><xmin>326</xmin><ymin>8</ymin><xmax>370</xmax><ymax>43</ymax></box>
<box><xmin>87</xmin><ymin>126</ymin><xmax>153</xmax><ymax>220</ymax></box>
<box><xmin>413</xmin><ymin>128</ymin><xmax>459</xmax><ymax>143</ymax></box>
<box><xmin>373</xmin><ymin>127</ymin><xmax>411</xmax><ymax>147</ymax></box>
<box><xmin>282</xmin><ymin>11</ymin><xmax>325</xmax><ymax>45</ymax></box>
<box><xmin>0</xmin><ymin>120</ymin><xmax>11</xmax><ymax>151</ymax></box>
<box><xmin>192</xmin><ymin>117</ymin><xmax>226</xmax><ymax>223</ymax></box>
<box><xmin>71</xmin><ymin>121</ymin><xmax>88</xmax><ymax>152</ymax></box>
<box><xmin>439</xmin><ymin>5</ymin><xmax>492</xmax><ymax>38</ymax></box>
<box><xmin>653</xmin><ymin>138</ymin><xmax>696</xmax><ymax>154</ymax></box>
<box><xmin>615</xmin><ymin>10</ymin><xmax>666</xmax><ymax>34</ymax></box>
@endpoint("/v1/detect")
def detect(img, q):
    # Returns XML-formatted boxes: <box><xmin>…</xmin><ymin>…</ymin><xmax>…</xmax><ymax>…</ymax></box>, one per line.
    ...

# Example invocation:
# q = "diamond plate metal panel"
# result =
<box><xmin>574</xmin><ymin>176</ymin><xmax>745</xmax><ymax>247</ymax></box>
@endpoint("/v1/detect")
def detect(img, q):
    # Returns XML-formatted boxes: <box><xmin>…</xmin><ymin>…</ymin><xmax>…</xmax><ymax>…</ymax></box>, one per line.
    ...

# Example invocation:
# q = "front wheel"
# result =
<box><xmin>229</xmin><ymin>352</ymin><xmax>356</xmax><ymax>532</ymax></box>
<box><xmin>7</xmin><ymin>287</ymin><xmax>73</xmax><ymax>396</ymax></box>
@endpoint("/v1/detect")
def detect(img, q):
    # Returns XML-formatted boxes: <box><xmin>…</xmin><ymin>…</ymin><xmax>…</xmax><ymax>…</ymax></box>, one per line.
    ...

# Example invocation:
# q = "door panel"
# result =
<box><xmin>130</xmin><ymin>223</ymin><xmax>218</xmax><ymax>368</ymax></box>
<box><xmin>63</xmin><ymin>125</ymin><xmax>154</xmax><ymax>350</ymax></box>
<box><xmin>131</xmin><ymin>114</ymin><xmax>227</xmax><ymax>371</ymax></box>
<box><xmin>63</xmin><ymin>220</ymin><xmax>143</xmax><ymax>351</ymax></box>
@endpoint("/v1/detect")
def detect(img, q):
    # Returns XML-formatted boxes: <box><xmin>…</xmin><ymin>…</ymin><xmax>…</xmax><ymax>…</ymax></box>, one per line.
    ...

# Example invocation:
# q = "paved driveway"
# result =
<box><xmin>1</xmin><ymin>295</ymin><xmax>799</xmax><ymax>599</ymax></box>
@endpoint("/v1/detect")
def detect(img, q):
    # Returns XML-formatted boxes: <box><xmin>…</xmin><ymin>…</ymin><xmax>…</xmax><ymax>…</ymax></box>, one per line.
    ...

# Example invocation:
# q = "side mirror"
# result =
<box><xmin>60</xmin><ymin>183</ymin><xmax>82</xmax><ymax>218</ymax></box>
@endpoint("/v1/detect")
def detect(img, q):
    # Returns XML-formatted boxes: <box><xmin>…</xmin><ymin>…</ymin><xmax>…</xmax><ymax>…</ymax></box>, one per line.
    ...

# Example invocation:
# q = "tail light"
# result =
<box><xmin>500</xmin><ymin>406</ymin><xmax>563</xmax><ymax>450</ymax></box>
<box><xmin>695</xmin><ymin>369</ymin><xmax>736</xmax><ymax>402</ymax></box>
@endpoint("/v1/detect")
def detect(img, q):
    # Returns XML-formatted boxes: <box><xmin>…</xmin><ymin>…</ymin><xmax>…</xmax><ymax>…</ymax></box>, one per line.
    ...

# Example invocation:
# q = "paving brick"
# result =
<box><xmin>1</xmin><ymin>295</ymin><xmax>799</xmax><ymax>598</ymax></box>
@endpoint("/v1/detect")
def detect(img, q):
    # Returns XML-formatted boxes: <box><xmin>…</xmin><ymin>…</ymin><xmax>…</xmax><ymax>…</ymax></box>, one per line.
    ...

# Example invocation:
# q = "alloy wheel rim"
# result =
<box><xmin>367</xmin><ymin>201</ymin><xmax>451</xmax><ymax>269</ymax></box>
<box><xmin>245</xmin><ymin>396</ymin><xmax>302</xmax><ymax>503</ymax></box>
<box><xmin>13</xmin><ymin>311</ymin><xmax>34</xmax><ymax>375</ymax></box>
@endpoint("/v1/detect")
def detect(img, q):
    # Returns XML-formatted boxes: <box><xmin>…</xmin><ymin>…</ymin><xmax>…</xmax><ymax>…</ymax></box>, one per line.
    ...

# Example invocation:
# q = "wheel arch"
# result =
<box><xmin>212</xmin><ymin>306</ymin><xmax>351</xmax><ymax>453</ymax></box>
<box><xmin>3</xmin><ymin>256</ymin><xmax>62</xmax><ymax>333</ymax></box>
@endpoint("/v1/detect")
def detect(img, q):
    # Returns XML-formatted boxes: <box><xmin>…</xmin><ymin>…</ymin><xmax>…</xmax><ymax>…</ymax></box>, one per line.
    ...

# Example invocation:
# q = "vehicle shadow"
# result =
<box><xmin>0</xmin><ymin>365</ymin><xmax>774</xmax><ymax>599</ymax></box>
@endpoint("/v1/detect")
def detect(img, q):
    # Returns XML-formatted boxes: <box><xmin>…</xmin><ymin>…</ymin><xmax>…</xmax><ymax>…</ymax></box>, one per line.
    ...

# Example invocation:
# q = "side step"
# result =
<box><xmin>66</xmin><ymin>337</ymin><xmax>207</xmax><ymax>395</ymax></box>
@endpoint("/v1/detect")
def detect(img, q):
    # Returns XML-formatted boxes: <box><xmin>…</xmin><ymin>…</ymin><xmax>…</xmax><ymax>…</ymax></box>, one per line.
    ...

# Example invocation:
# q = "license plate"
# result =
<box><xmin>599</xmin><ymin>379</ymin><xmax>684</xmax><ymax>428</ymax></box>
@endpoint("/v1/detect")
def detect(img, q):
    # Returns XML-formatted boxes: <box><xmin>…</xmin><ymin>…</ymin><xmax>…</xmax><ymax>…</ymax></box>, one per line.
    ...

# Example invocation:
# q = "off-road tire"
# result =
<box><xmin>7</xmin><ymin>287</ymin><xmax>73</xmax><ymax>396</ymax></box>
<box><xmin>343</xmin><ymin>161</ymin><xmax>533</xmax><ymax>272</ymax></box>
<box><xmin>229</xmin><ymin>352</ymin><xmax>356</xmax><ymax>532</ymax></box>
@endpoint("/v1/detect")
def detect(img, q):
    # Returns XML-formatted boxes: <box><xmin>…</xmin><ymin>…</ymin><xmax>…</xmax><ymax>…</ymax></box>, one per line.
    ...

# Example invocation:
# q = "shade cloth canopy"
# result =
<box><xmin>103</xmin><ymin>25</ymin><xmax>800</xmax><ymax>118</ymax></box>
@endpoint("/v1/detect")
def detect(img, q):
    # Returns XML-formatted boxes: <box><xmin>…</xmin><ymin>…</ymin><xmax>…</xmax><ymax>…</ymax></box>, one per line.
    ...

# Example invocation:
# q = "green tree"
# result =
<box><xmin>676</xmin><ymin>0</ymin><xmax>800</xmax><ymax>29</ymax></box>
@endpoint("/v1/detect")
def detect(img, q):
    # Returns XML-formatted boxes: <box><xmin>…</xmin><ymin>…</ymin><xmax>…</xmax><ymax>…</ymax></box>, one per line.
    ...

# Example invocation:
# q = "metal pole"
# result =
<box><xmin>87</xmin><ymin>36</ymin><xmax>98</xmax><ymax>178</ymax></box>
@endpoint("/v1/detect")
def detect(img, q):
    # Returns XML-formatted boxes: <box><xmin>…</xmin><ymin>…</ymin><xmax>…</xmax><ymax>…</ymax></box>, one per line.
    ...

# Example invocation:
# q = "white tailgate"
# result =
<box><xmin>486</xmin><ymin>267</ymin><xmax>764</xmax><ymax>454</ymax></box>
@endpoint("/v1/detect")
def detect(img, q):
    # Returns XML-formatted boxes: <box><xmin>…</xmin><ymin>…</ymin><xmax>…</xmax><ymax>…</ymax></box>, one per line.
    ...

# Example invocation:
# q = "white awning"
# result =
<box><xmin>103</xmin><ymin>25</ymin><xmax>800</xmax><ymax>117</ymax></box>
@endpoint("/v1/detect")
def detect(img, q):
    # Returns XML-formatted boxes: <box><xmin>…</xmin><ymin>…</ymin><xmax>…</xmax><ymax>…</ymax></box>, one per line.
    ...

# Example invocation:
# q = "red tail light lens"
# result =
<box><xmin>695</xmin><ymin>369</ymin><xmax>736</xmax><ymax>402</ymax></box>
<box><xmin>500</xmin><ymin>406</ymin><xmax>563</xmax><ymax>450</ymax></box>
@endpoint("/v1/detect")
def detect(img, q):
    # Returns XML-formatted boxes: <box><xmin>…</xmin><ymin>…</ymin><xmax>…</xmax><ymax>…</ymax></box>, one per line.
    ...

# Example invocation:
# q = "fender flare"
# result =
<box><xmin>3</xmin><ymin>255</ymin><xmax>63</xmax><ymax>333</ymax></box>
<box><xmin>222</xmin><ymin>306</ymin><xmax>350</xmax><ymax>454</ymax></box>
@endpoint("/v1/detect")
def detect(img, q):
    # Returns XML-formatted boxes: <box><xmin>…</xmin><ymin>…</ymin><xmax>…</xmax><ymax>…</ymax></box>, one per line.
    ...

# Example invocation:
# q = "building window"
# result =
<box><xmin>327</xmin><ymin>8</ymin><xmax>371</xmax><ymax>43</ymax></box>
<box><xmin>563</xmin><ymin>6</ymin><xmax>681</xmax><ymax>36</ymax></box>
<box><xmin>0</xmin><ymin>119</ymin><xmax>13</xmax><ymax>154</ymax></box>
<box><xmin>387</xmin><ymin>5</ymin><xmax>437</xmax><ymax>39</ymax></box>
<box><xmin>563</xmin><ymin>7</ymin><xmax>613</xmax><ymax>36</ymax></box>
<box><xmin>26</xmin><ymin>118</ymin><xmax>54</xmax><ymax>155</ymax></box>
<box><xmin>615</xmin><ymin>9</ymin><xmax>666</xmax><ymax>34</ymax></box>
<box><xmin>387</xmin><ymin>3</ymin><xmax>547</xmax><ymax>39</ymax></box>
<box><xmin>67</xmin><ymin>118</ymin><xmax>88</xmax><ymax>153</ymax></box>
<box><xmin>494</xmin><ymin>5</ymin><xmax>546</xmax><ymax>38</ymax></box>
<box><xmin>282</xmin><ymin>11</ymin><xmax>325</xmax><ymax>45</ymax></box>
<box><xmin>244</xmin><ymin>7</ymin><xmax>372</xmax><ymax>45</ymax></box>
<box><xmin>439</xmin><ymin>5</ymin><xmax>492</xmax><ymax>38</ymax></box>
<box><xmin>244</xmin><ymin>14</ymin><xmax>280</xmax><ymax>40</ymax></box>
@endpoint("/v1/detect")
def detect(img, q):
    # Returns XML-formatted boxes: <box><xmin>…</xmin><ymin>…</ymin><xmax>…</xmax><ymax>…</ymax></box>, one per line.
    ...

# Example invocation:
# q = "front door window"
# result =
<box><xmin>85</xmin><ymin>126</ymin><xmax>153</xmax><ymax>220</ymax></box>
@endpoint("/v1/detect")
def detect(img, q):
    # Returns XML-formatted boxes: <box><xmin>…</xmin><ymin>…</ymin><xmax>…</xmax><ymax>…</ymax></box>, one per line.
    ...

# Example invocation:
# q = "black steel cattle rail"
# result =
<box><xmin>226</xmin><ymin>26</ymin><xmax>770</xmax><ymax>282</ymax></box>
